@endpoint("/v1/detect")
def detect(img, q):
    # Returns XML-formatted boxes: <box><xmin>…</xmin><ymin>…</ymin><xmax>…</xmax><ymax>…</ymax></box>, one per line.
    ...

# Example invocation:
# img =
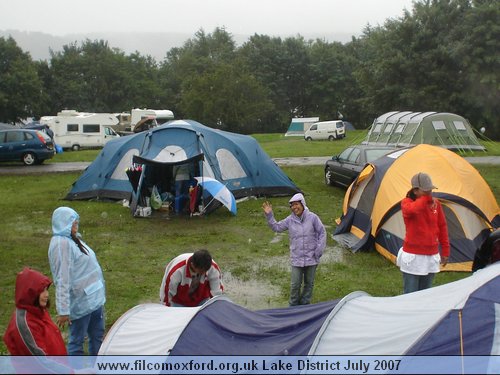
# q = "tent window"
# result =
<box><xmin>394</xmin><ymin>124</ymin><xmax>405</xmax><ymax>133</ymax></box>
<box><xmin>153</xmin><ymin>146</ymin><xmax>188</xmax><ymax>163</ymax></box>
<box><xmin>432</xmin><ymin>121</ymin><xmax>446</xmax><ymax>130</ymax></box>
<box><xmin>384</xmin><ymin>124</ymin><xmax>394</xmax><ymax>133</ymax></box>
<box><xmin>216</xmin><ymin>148</ymin><xmax>247</xmax><ymax>180</ymax></box>
<box><xmin>373</xmin><ymin>124</ymin><xmax>383</xmax><ymax>133</ymax></box>
<box><xmin>111</xmin><ymin>148</ymin><xmax>140</xmax><ymax>180</ymax></box>
<box><xmin>453</xmin><ymin>121</ymin><xmax>466</xmax><ymax>130</ymax></box>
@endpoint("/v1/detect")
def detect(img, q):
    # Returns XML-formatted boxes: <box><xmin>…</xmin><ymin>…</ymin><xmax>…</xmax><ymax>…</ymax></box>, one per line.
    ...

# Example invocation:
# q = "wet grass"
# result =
<box><xmin>0</xmin><ymin>143</ymin><xmax>498</xmax><ymax>354</ymax></box>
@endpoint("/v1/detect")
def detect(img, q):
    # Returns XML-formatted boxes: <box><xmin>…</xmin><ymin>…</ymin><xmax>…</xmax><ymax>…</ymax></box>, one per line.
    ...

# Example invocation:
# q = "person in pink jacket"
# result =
<box><xmin>263</xmin><ymin>193</ymin><xmax>326</xmax><ymax>306</ymax></box>
<box><xmin>398</xmin><ymin>172</ymin><xmax>450</xmax><ymax>294</ymax></box>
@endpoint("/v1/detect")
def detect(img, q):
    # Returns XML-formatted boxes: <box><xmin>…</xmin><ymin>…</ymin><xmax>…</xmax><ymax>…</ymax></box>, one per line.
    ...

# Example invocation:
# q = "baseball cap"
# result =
<box><xmin>411</xmin><ymin>172</ymin><xmax>437</xmax><ymax>191</ymax></box>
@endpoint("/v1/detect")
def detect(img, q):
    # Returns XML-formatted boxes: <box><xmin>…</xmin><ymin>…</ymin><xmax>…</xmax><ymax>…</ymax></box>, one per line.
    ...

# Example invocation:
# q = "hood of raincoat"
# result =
<box><xmin>52</xmin><ymin>206</ymin><xmax>79</xmax><ymax>237</ymax></box>
<box><xmin>15</xmin><ymin>267</ymin><xmax>51</xmax><ymax>314</ymax></box>
<box><xmin>288</xmin><ymin>193</ymin><xmax>308</xmax><ymax>210</ymax></box>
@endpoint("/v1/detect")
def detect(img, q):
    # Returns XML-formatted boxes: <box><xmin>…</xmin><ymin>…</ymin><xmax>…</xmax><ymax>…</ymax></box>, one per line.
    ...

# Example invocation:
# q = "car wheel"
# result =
<box><xmin>325</xmin><ymin>168</ymin><xmax>334</xmax><ymax>186</ymax></box>
<box><xmin>305</xmin><ymin>137</ymin><xmax>312</xmax><ymax>141</ymax></box>
<box><xmin>22</xmin><ymin>152</ymin><xmax>37</xmax><ymax>166</ymax></box>
<box><xmin>328</xmin><ymin>135</ymin><xmax>335</xmax><ymax>141</ymax></box>
<box><xmin>71</xmin><ymin>144</ymin><xmax>80</xmax><ymax>151</ymax></box>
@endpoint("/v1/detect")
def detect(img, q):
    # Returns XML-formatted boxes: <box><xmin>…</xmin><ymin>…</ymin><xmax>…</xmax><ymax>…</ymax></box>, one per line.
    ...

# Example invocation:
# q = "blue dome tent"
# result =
<box><xmin>65</xmin><ymin>120</ymin><xmax>300</xmax><ymax>210</ymax></box>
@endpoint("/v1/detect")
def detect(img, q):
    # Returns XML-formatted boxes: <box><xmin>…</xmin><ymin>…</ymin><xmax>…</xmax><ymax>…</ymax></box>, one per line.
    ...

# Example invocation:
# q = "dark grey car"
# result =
<box><xmin>324</xmin><ymin>145</ymin><xmax>395</xmax><ymax>188</ymax></box>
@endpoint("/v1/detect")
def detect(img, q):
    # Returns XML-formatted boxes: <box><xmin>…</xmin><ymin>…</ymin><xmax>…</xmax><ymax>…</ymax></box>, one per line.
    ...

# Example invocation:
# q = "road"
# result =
<box><xmin>0</xmin><ymin>156</ymin><xmax>498</xmax><ymax>175</ymax></box>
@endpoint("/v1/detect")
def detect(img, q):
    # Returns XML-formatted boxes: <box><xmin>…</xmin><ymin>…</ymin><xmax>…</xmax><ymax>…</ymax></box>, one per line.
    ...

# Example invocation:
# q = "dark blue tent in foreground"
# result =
<box><xmin>66</xmin><ymin>120</ymin><xmax>300</xmax><ymax>204</ymax></box>
<box><xmin>99</xmin><ymin>263</ymin><xmax>500</xmax><ymax>356</ymax></box>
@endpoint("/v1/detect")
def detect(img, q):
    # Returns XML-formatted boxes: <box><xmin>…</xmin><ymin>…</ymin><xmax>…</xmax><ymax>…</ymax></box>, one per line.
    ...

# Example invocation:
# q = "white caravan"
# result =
<box><xmin>304</xmin><ymin>120</ymin><xmax>346</xmax><ymax>141</ymax></box>
<box><xmin>40</xmin><ymin>110</ymin><xmax>120</xmax><ymax>150</ymax></box>
<box><xmin>130</xmin><ymin>109</ymin><xmax>174</xmax><ymax>130</ymax></box>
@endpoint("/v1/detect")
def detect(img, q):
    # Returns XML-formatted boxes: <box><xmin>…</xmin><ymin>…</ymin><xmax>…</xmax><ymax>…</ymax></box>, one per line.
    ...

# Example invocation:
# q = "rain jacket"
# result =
<box><xmin>160</xmin><ymin>253</ymin><xmax>224</xmax><ymax>307</ymax></box>
<box><xmin>401</xmin><ymin>195</ymin><xmax>450</xmax><ymax>257</ymax></box>
<box><xmin>48</xmin><ymin>207</ymin><xmax>106</xmax><ymax>320</ymax></box>
<box><xmin>265</xmin><ymin>193</ymin><xmax>326</xmax><ymax>267</ymax></box>
<box><xmin>3</xmin><ymin>268</ymin><xmax>67</xmax><ymax>355</ymax></box>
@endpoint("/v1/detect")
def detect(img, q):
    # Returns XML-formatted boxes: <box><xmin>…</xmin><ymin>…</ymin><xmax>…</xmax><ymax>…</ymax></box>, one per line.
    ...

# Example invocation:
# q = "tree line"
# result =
<box><xmin>0</xmin><ymin>0</ymin><xmax>498</xmax><ymax>138</ymax></box>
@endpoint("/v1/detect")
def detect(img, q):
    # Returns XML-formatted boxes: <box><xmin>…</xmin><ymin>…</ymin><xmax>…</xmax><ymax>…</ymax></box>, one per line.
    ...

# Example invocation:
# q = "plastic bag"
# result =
<box><xmin>150</xmin><ymin>185</ymin><xmax>162</xmax><ymax>210</ymax></box>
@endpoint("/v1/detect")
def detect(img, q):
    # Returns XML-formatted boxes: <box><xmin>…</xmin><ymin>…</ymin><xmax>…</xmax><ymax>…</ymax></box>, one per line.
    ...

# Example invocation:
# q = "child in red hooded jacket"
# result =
<box><xmin>4</xmin><ymin>267</ymin><xmax>67</xmax><ymax>355</ymax></box>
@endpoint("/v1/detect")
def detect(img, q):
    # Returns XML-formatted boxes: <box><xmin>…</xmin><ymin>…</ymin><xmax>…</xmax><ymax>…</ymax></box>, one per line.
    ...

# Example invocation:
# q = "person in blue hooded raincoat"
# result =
<box><xmin>48</xmin><ymin>207</ymin><xmax>106</xmax><ymax>355</ymax></box>
<box><xmin>262</xmin><ymin>193</ymin><xmax>326</xmax><ymax>306</ymax></box>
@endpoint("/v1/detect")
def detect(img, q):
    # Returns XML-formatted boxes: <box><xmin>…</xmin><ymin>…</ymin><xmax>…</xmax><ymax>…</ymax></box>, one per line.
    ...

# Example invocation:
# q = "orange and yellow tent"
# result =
<box><xmin>334</xmin><ymin>144</ymin><xmax>499</xmax><ymax>271</ymax></box>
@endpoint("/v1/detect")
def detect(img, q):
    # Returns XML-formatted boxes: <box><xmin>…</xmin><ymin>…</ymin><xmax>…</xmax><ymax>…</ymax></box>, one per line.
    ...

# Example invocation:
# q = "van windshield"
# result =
<box><xmin>105</xmin><ymin>127</ymin><xmax>118</xmax><ymax>136</ymax></box>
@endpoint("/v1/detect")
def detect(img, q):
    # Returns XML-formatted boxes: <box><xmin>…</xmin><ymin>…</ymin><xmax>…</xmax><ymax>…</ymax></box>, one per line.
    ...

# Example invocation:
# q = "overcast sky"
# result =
<box><xmin>0</xmin><ymin>0</ymin><xmax>415</xmax><ymax>37</ymax></box>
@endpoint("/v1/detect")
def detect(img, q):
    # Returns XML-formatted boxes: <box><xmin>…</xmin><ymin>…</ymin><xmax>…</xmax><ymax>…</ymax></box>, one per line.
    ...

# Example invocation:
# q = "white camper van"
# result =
<box><xmin>40</xmin><ymin>110</ymin><xmax>120</xmax><ymax>150</ymax></box>
<box><xmin>304</xmin><ymin>120</ymin><xmax>346</xmax><ymax>141</ymax></box>
<box><xmin>130</xmin><ymin>109</ymin><xmax>174</xmax><ymax>130</ymax></box>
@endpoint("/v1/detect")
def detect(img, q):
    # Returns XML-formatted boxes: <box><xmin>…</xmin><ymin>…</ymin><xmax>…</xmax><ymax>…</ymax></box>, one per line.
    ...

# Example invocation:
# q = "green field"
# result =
<box><xmin>0</xmin><ymin>132</ymin><xmax>498</xmax><ymax>354</ymax></box>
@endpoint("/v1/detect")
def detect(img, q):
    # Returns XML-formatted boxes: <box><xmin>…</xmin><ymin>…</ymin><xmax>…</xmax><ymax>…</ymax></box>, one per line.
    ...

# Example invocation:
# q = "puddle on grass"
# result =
<box><xmin>223</xmin><ymin>243</ymin><xmax>345</xmax><ymax>310</ymax></box>
<box><xmin>222</xmin><ymin>270</ymin><xmax>281</xmax><ymax>310</ymax></box>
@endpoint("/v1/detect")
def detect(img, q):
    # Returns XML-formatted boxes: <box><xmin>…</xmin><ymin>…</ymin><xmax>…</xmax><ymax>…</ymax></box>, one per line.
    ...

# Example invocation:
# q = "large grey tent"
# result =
<box><xmin>362</xmin><ymin>111</ymin><xmax>485</xmax><ymax>151</ymax></box>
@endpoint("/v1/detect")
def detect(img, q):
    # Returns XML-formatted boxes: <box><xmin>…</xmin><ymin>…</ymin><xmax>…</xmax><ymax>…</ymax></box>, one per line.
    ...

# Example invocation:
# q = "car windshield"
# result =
<box><xmin>365</xmin><ymin>149</ymin><xmax>392</xmax><ymax>162</ymax></box>
<box><xmin>338</xmin><ymin>147</ymin><xmax>353</xmax><ymax>161</ymax></box>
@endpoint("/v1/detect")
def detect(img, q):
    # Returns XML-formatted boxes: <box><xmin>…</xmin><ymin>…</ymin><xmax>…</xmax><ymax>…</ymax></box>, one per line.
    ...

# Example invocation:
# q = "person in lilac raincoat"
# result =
<box><xmin>262</xmin><ymin>193</ymin><xmax>326</xmax><ymax>306</ymax></box>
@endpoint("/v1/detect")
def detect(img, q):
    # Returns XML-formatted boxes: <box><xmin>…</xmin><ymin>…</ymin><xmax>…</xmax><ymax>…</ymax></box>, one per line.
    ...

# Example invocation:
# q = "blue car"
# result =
<box><xmin>0</xmin><ymin>129</ymin><xmax>55</xmax><ymax>165</ymax></box>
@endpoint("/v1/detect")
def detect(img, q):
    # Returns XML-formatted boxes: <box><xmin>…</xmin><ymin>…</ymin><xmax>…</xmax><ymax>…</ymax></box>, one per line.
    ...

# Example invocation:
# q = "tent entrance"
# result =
<box><xmin>130</xmin><ymin>154</ymin><xmax>204</xmax><ymax>217</ymax></box>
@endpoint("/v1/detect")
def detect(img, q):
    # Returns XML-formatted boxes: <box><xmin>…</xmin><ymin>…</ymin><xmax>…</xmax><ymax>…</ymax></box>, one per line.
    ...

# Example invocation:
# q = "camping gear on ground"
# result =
<box><xmin>362</xmin><ymin>111</ymin><xmax>485</xmax><ymax>151</ymax></box>
<box><xmin>194</xmin><ymin>176</ymin><xmax>237</xmax><ymax>215</ymax></box>
<box><xmin>189</xmin><ymin>184</ymin><xmax>201</xmax><ymax>215</ymax></box>
<box><xmin>65</xmin><ymin>121</ymin><xmax>300</xmax><ymax>213</ymax></box>
<box><xmin>333</xmin><ymin>144</ymin><xmax>499</xmax><ymax>272</ymax></box>
<box><xmin>98</xmin><ymin>262</ymin><xmax>500</xmax><ymax>357</ymax></box>
<box><xmin>150</xmin><ymin>185</ymin><xmax>163</xmax><ymax>210</ymax></box>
